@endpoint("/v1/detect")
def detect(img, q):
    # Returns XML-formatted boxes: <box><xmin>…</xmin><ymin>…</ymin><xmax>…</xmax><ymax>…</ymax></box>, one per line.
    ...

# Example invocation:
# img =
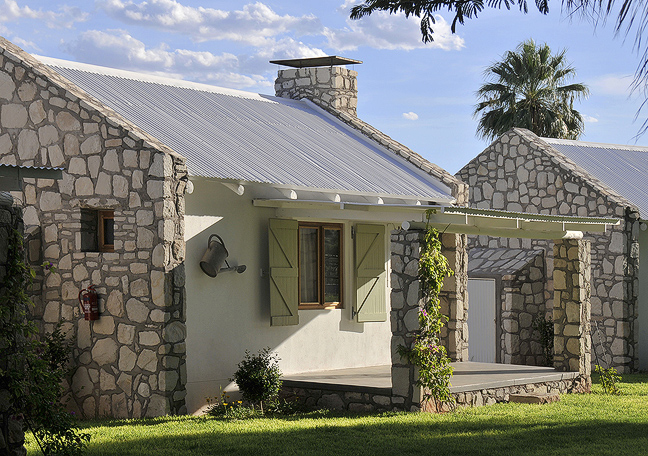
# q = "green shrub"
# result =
<box><xmin>232</xmin><ymin>348</ymin><xmax>282</xmax><ymax>414</ymax></box>
<box><xmin>1</xmin><ymin>229</ymin><xmax>89</xmax><ymax>455</ymax></box>
<box><xmin>206</xmin><ymin>390</ymin><xmax>259</xmax><ymax>420</ymax></box>
<box><xmin>532</xmin><ymin>314</ymin><xmax>554</xmax><ymax>366</ymax></box>
<box><xmin>595</xmin><ymin>365</ymin><xmax>622</xmax><ymax>395</ymax></box>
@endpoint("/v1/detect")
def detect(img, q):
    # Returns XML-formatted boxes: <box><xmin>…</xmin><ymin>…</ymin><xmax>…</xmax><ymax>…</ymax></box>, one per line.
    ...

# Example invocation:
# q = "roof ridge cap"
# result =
<box><xmin>542</xmin><ymin>136</ymin><xmax>648</xmax><ymax>152</ymax></box>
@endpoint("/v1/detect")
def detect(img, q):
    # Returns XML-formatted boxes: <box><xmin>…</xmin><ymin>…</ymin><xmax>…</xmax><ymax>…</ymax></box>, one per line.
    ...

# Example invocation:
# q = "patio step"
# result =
<box><xmin>509</xmin><ymin>392</ymin><xmax>560</xmax><ymax>404</ymax></box>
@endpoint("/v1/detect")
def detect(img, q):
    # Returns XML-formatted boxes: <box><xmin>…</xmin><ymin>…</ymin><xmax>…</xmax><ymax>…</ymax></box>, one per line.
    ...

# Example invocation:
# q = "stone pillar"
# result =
<box><xmin>440</xmin><ymin>233</ymin><xmax>469</xmax><ymax>362</ymax></box>
<box><xmin>275</xmin><ymin>67</ymin><xmax>358</xmax><ymax>116</ymax></box>
<box><xmin>390</xmin><ymin>229</ymin><xmax>424</xmax><ymax>411</ymax></box>
<box><xmin>553</xmin><ymin>239</ymin><xmax>591</xmax><ymax>376</ymax></box>
<box><xmin>390</xmin><ymin>229</ymin><xmax>469</xmax><ymax>411</ymax></box>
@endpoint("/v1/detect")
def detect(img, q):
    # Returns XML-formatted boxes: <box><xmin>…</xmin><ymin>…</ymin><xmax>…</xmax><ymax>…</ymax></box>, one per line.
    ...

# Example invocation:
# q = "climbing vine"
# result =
<box><xmin>0</xmin><ymin>228</ymin><xmax>89</xmax><ymax>455</ymax></box>
<box><xmin>397</xmin><ymin>210</ymin><xmax>455</xmax><ymax>411</ymax></box>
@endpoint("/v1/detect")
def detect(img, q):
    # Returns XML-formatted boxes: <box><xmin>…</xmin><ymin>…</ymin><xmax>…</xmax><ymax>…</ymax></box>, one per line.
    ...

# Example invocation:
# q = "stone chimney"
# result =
<box><xmin>271</xmin><ymin>56</ymin><xmax>361</xmax><ymax>117</ymax></box>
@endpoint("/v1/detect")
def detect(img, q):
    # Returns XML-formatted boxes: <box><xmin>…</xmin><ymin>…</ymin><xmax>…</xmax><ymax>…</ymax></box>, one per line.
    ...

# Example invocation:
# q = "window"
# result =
<box><xmin>98</xmin><ymin>210</ymin><xmax>115</xmax><ymax>252</ymax></box>
<box><xmin>81</xmin><ymin>209</ymin><xmax>114</xmax><ymax>252</ymax></box>
<box><xmin>268</xmin><ymin>219</ymin><xmax>386</xmax><ymax>326</ymax></box>
<box><xmin>298</xmin><ymin>222</ymin><xmax>342</xmax><ymax>309</ymax></box>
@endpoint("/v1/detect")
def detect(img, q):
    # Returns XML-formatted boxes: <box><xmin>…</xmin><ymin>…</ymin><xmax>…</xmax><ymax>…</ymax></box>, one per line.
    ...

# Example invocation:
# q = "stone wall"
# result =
<box><xmin>450</xmin><ymin>375</ymin><xmax>590</xmax><ymax>409</ymax></box>
<box><xmin>439</xmin><ymin>233</ymin><xmax>469</xmax><ymax>362</ymax></box>
<box><xmin>553</xmin><ymin>239</ymin><xmax>592</xmax><ymax>376</ymax></box>
<box><xmin>280</xmin><ymin>386</ymin><xmax>400</xmax><ymax>413</ymax></box>
<box><xmin>281</xmin><ymin>375</ymin><xmax>591</xmax><ymax>413</ymax></box>
<box><xmin>275</xmin><ymin>66</ymin><xmax>358</xmax><ymax>116</ymax></box>
<box><xmin>0</xmin><ymin>38</ymin><xmax>188</xmax><ymax>417</ymax></box>
<box><xmin>390</xmin><ymin>229</ymin><xmax>469</xmax><ymax>411</ymax></box>
<box><xmin>456</xmin><ymin>128</ymin><xmax>638</xmax><ymax>372</ymax></box>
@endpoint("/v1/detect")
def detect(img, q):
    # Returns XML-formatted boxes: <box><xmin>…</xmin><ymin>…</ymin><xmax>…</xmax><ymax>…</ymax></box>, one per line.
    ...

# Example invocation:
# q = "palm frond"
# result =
<box><xmin>475</xmin><ymin>39</ymin><xmax>588</xmax><ymax>139</ymax></box>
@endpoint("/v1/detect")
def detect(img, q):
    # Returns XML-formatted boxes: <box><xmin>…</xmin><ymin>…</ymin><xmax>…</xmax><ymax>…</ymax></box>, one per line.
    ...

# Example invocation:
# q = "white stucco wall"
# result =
<box><xmin>638</xmin><ymin>227</ymin><xmax>648</xmax><ymax>370</ymax></box>
<box><xmin>184</xmin><ymin>179</ymin><xmax>393</xmax><ymax>413</ymax></box>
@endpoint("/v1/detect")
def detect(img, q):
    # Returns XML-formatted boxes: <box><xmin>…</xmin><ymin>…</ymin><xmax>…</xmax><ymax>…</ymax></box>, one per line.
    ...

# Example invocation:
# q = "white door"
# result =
<box><xmin>467</xmin><ymin>278</ymin><xmax>496</xmax><ymax>363</ymax></box>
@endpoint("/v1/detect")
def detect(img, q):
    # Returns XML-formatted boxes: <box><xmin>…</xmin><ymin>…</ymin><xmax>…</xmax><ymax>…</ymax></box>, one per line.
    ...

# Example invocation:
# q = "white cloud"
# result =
<box><xmin>583</xmin><ymin>115</ymin><xmax>599</xmax><ymax>123</ymax></box>
<box><xmin>402</xmin><ymin>111</ymin><xmax>419</xmax><ymax>120</ymax></box>
<box><xmin>10</xmin><ymin>36</ymin><xmax>41</xmax><ymax>52</ymax></box>
<box><xmin>238</xmin><ymin>37</ymin><xmax>327</xmax><ymax>75</ymax></box>
<box><xmin>97</xmin><ymin>0</ymin><xmax>323</xmax><ymax>45</ymax></box>
<box><xmin>338</xmin><ymin>0</ymin><xmax>360</xmax><ymax>11</ymax></box>
<box><xmin>0</xmin><ymin>0</ymin><xmax>88</xmax><ymax>28</ymax></box>
<box><xmin>62</xmin><ymin>30</ymin><xmax>272</xmax><ymax>89</ymax></box>
<box><xmin>588</xmin><ymin>74</ymin><xmax>634</xmax><ymax>97</ymax></box>
<box><xmin>324</xmin><ymin>12</ymin><xmax>464</xmax><ymax>51</ymax></box>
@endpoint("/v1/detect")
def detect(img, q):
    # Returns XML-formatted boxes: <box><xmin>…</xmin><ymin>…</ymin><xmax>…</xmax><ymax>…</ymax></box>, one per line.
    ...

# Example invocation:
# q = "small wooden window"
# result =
<box><xmin>98</xmin><ymin>210</ymin><xmax>114</xmax><ymax>252</ymax></box>
<box><xmin>298</xmin><ymin>222</ymin><xmax>342</xmax><ymax>309</ymax></box>
<box><xmin>81</xmin><ymin>209</ymin><xmax>114</xmax><ymax>252</ymax></box>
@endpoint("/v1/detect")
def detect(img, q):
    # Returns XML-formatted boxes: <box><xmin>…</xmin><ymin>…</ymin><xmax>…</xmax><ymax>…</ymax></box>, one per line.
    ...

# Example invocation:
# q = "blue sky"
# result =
<box><xmin>1</xmin><ymin>0</ymin><xmax>644</xmax><ymax>173</ymax></box>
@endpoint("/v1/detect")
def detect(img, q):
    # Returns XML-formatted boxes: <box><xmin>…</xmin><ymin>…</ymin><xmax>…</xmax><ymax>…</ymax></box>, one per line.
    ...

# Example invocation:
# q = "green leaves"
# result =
<box><xmin>349</xmin><ymin>1</ymin><xmax>549</xmax><ymax>43</ymax></box>
<box><xmin>398</xmin><ymin>216</ymin><xmax>455</xmax><ymax>411</ymax></box>
<box><xmin>232</xmin><ymin>348</ymin><xmax>283</xmax><ymax>414</ymax></box>
<box><xmin>1</xmin><ymin>229</ymin><xmax>88</xmax><ymax>455</ymax></box>
<box><xmin>595</xmin><ymin>365</ymin><xmax>622</xmax><ymax>395</ymax></box>
<box><xmin>474</xmin><ymin>39</ymin><xmax>589</xmax><ymax>140</ymax></box>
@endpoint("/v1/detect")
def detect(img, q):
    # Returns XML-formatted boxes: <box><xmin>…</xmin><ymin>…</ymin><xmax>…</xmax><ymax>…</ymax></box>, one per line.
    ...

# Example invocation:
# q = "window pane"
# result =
<box><xmin>324</xmin><ymin>228</ymin><xmax>341</xmax><ymax>303</ymax></box>
<box><xmin>300</xmin><ymin>228</ymin><xmax>319</xmax><ymax>303</ymax></box>
<box><xmin>80</xmin><ymin>209</ymin><xmax>98</xmax><ymax>252</ymax></box>
<box><xmin>103</xmin><ymin>216</ymin><xmax>114</xmax><ymax>245</ymax></box>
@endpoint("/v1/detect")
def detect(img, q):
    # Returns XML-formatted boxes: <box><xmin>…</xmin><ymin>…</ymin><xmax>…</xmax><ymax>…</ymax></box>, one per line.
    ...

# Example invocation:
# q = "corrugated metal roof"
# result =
<box><xmin>469</xmin><ymin>248</ymin><xmax>543</xmax><ymax>276</ymax></box>
<box><xmin>41</xmin><ymin>57</ymin><xmax>452</xmax><ymax>203</ymax></box>
<box><xmin>0</xmin><ymin>163</ymin><xmax>64</xmax><ymax>172</ymax></box>
<box><xmin>543</xmin><ymin>138</ymin><xmax>648</xmax><ymax>216</ymax></box>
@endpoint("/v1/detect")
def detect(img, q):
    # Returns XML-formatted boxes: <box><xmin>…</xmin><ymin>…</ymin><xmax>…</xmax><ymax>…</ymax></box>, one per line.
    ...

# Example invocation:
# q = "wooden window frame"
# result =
<box><xmin>98</xmin><ymin>210</ymin><xmax>115</xmax><ymax>253</ymax></box>
<box><xmin>298</xmin><ymin>222</ymin><xmax>343</xmax><ymax>310</ymax></box>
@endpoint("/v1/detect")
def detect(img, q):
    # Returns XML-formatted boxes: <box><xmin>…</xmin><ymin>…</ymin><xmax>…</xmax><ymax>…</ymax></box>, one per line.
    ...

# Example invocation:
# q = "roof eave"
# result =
<box><xmin>298</xmin><ymin>98</ymin><xmax>468</xmax><ymax>205</ymax></box>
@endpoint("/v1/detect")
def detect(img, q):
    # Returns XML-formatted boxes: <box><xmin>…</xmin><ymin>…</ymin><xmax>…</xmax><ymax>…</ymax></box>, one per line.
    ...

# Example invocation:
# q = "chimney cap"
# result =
<box><xmin>270</xmin><ymin>56</ymin><xmax>362</xmax><ymax>68</ymax></box>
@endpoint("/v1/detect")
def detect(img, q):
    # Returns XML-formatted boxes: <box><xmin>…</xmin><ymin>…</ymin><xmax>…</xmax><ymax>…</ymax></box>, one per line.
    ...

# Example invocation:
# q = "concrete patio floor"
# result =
<box><xmin>282</xmin><ymin>361</ymin><xmax>580</xmax><ymax>394</ymax></box>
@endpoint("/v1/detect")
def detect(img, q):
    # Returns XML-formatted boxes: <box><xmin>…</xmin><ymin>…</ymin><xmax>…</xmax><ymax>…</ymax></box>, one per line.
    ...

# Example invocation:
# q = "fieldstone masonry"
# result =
<box><xmin>457</xmin><ymin>128</ymin><xmax>638</xmax><ymax>372</ymax></box>
<box><xmin>275</xmin><ymin>67</ymin><xmax>358</xmax><ymax>116</ymax></box>
<box><xmin>553</xmin><ymin>239</ymin><xmax>592</xmax><ymax>376</ymax></box>
<box><xmin>0</xmin><ymin>37</ymin><xmax>188</xmax><ymax>417</ymax></box>
<box><xmin>390</xmin><ymin>229</ymin><xmax>469</xmax><ymax>411</ymax></box>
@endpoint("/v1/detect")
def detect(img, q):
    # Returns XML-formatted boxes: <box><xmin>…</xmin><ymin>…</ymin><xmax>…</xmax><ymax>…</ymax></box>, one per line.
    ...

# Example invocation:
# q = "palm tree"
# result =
<box><xmin>351</xmin><ymin>0</ymin><xmax>648</xmax><ymax>134</ymax></box>
<box><xmin>474</xmin><ymin>40</ymin><xmax>589</xmax><ymax>140</ymax></box>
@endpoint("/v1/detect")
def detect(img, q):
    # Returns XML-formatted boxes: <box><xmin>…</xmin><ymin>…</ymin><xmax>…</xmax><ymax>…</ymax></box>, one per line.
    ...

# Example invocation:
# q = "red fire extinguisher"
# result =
<box><xmin>78</xmin><ymin>285</ymin><xmax>100</xmax><ymax>321</ymax></box>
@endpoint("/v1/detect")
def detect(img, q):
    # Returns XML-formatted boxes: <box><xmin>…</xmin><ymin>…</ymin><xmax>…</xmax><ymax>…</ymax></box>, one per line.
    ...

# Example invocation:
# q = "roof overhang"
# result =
<box><xmin>0</xmin><ymin>164</ymin><xmax>64</xmax><ymax>191</ymax></box>
<box><xmin>269</xmin><ymin>56</ymin><xmax>362</xmax><ymax>68</ymax></box>
<box><xmin>253</xmin><ymin>199</ymin><xmax>620</xmax><ymax>239</ymax></box>
<box><xmin>206</xmin><ymin>177</ymin><xmax>456</xmax><ymax>206</ymax></box>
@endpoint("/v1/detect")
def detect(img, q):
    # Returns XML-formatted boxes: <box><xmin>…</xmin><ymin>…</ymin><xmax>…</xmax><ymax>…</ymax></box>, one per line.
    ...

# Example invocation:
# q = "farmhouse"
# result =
<box><xmin>0</xmin><ymin>38</ymin><xmax>613</xmax><ymax>418</ymax></box>
<box><xmin>458</xmin><ymin>128</ymin><xmax>646</xmax><ymax>372</ymax></box>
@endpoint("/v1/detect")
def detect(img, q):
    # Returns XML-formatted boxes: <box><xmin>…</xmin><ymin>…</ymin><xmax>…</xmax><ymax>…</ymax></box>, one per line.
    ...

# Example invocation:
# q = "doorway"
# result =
<box><xmin>467</xmin><ymin>278</ymin><xmax>497</xmax><ymax>363</ymax></box>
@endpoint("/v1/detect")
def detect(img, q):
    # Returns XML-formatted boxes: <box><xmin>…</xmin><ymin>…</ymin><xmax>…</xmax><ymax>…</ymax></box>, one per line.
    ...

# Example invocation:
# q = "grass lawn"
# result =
<box><xmin>27</xmin><ymin>374</ymin><xmax>648</xmax><ymax>456</ymax></box>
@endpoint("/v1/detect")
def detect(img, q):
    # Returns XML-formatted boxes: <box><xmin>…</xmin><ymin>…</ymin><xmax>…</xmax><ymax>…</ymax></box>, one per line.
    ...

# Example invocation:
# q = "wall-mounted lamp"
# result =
<box><xmin>200</xmin><ymin>234</ymin><xmax>247</xmax><ymax>277</ymax></box>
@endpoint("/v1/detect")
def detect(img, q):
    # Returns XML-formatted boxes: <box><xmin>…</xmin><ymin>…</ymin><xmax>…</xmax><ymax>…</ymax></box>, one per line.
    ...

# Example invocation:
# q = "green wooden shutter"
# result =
<box><xmin>354</xmin><ymin>224</ymin><xmax>387</xmax><ymax>322</ymax></box>
<box><xmin>269</xmin><ymin>219</ymin><xmax>299</xmax><ymax>326</ymax></box>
